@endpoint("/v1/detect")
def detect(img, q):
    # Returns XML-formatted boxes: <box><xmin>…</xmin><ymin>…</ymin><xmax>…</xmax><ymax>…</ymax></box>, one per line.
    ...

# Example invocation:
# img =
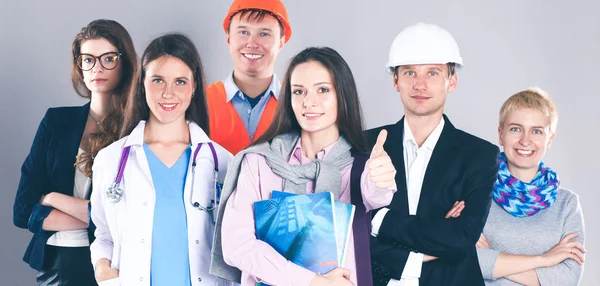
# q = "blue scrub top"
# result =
<box><xmin>144</xmin><ymin>143</ymin><xmax>192</xmax><ymax>286</ymax></box>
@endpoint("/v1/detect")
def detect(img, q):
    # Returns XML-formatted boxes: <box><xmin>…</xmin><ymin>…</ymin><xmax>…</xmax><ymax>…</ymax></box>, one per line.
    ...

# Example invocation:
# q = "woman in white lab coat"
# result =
<box><xmin>89</xmin><ymin>33</ymin><xmax>233</xmax><ymax>286</ymax></box>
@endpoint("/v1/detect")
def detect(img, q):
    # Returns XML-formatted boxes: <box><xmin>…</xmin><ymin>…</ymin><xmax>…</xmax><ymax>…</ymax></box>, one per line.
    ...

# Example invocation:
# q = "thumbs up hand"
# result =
<box><xmin>367</xmin><ymin>130</ymin><xmax>396</xmax><ymax>189</ymax></box>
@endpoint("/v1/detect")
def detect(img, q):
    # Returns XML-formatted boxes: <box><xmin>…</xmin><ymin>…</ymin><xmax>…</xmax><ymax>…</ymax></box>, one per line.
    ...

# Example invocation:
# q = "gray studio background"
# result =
<box><xmin>1</xmin><ymin>0</ymin><xmax>598</xmax><ymax>285</ymax></box>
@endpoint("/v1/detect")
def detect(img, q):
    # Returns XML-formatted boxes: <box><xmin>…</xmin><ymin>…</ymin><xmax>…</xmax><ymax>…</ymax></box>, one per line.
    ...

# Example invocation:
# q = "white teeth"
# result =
<box><xmin>243</xmin><ymin>54</ymin><xmax>263</xmax><ymax>59</ymax></box>
<box><xmin>516</xmin><ymin>150</ymin><xmax>533</xmax><ymax>155</ymax></box>
<box><xmin>304</xmin><ymin>113</ymin><xmax>321</xmax><ymax>118</ymax></box>
<box><xmin>161</xmin><ymin>104</ymin><xmax>176</xmax><ymax>108</ymax></box>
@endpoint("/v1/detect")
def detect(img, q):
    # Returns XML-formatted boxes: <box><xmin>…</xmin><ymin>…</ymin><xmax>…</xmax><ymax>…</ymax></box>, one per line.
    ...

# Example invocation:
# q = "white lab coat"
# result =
<box><xmin>90</xmin><ymin>121</ymin><xmax>234</xmax><ymax>286</ymax></box>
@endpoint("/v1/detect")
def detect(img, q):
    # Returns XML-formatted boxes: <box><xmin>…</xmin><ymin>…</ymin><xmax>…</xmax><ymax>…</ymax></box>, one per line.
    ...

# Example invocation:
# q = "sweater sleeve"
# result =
<box><xmin>477</xmin><ymin>247</ymin><xmax>501</xmax><ymax>280</ymax></box>
<box><xmin>535</xmin><ymin>192</ymin><xmax>585</xmax><ymax>285</ymax></box>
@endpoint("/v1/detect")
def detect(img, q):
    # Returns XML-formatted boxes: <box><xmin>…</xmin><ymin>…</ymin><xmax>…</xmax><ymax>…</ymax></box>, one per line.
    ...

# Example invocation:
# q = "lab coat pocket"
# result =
<box><xmin>190</xmin><ymin>159</ymin><xmax>217</xmax><ymax>208</ymax></box>
<box><xmin>103</xmin><ymin>192</ymin><xmax>126</xmax><ymax>268</ymax></box>
<box><xmin>98</xmin><ymin>277</ymin><xmax>121</xmax><ymax>286</ymax></box>
<box><xmin>111</xmin><ymin>243</ymin><xmax>122</xmax><ymax>270</ymax></box>
<box><xmin>189</xmin><ymin>158</ymin><xmax>219</xmax><ymax>224</ymax></box>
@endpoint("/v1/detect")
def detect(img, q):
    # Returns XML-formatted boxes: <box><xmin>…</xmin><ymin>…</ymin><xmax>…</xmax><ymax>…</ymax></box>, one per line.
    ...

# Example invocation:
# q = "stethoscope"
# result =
<box><xmin>107</xmin><ymin>142</ymin><xmax>222</xmax><ymax>222</ymax></box>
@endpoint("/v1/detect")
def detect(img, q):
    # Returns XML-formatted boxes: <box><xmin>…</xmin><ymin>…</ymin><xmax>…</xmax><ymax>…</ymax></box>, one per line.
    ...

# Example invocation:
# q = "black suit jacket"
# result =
<box><xmin>367</xmin><ymin>115</ymin><xmax>499</xmax><ymax>286</ymax></box>
<box><xmin>13</xmin><ymin>103</ymin><xmax>94</xmax><ymax>270</ymax></box>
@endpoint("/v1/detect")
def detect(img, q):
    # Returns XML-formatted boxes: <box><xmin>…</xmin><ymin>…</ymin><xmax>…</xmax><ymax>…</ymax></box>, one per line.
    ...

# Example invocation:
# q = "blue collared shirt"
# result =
<box><xmin>222</xmin><ymin>72</ymin><xmax>280</xmax><ymax>141</ymax></box>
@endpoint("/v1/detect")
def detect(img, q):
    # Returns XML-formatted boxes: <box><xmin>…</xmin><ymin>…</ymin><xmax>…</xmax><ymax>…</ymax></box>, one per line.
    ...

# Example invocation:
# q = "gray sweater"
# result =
<box><xmin>477</xmin><ymin>188</ymin><xmax>585</xmax><ymax>285</ymax></box>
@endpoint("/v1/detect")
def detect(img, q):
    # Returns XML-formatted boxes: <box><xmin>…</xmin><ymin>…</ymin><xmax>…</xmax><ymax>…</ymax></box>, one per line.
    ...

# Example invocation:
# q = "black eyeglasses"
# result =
<box><xmin>76</xmin><ymin>52</ymin><xmax>122</xmax><ymax>71</ymax></box>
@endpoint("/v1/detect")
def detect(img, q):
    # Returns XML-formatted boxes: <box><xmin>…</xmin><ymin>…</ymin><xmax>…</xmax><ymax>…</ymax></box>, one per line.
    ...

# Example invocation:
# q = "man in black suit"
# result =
<box><xmin>366</xmin><ymin>22</ymin><xmax>500</xmax><ymax>286</ymax></box>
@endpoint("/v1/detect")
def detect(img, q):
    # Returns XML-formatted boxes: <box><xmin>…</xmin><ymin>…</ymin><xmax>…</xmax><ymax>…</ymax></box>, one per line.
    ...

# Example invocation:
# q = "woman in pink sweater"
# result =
<box><xmin>213</xmin><ymin>47</ymin><xmax>397</xmax><ymax>286</ymax></box>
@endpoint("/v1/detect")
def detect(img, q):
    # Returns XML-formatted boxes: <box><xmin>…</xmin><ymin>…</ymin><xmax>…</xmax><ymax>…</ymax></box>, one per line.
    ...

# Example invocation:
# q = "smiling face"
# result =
<box><xmin>143</xmin><ymin>55</ymin><xmax>194</xmax><ymax>126</ymax></box>
<box><xmin>499</xmin><ymin>108</ymin><xmax>555</xmax><ymax>178</ymax></box>
<box><xmin>227</xmin><ymin>12</ymin><xmax>284</xmax><ymax>78</ymax></box>
<box><xmin>80</xmin><ymin>38</ymin><xmax>122</xmax><ymax>95</ymax></box>
<box><xmin>394</xmin><ymin>64</ymin><xmax>457</xmax><ymax>118</ymax></box>
<box><xmin>290</xmin><ymin>60</ymin><xmax>339</xmax><ymax>139</ymax></box>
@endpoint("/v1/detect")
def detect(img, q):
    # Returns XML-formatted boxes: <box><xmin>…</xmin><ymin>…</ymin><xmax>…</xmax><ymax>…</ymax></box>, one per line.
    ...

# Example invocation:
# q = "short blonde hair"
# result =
<box><xmin>499</xmin><ymin>87</ymin><xmax>558</xmax><ymax>132</ymax></box>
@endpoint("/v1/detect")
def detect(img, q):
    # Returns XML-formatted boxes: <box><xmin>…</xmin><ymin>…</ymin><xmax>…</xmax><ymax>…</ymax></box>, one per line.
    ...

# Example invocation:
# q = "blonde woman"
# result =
<box><xmin>477</xmin><ymin>88</ymin><xmax>586</xmax><ymax>285</ymax></box>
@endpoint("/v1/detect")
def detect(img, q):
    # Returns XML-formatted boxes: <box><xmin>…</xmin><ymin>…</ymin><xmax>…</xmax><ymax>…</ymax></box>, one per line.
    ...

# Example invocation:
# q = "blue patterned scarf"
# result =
<box><xmin>493</xmin><ymin>152</ymin><xmax>560</xmax><ymax>217</ymax></box>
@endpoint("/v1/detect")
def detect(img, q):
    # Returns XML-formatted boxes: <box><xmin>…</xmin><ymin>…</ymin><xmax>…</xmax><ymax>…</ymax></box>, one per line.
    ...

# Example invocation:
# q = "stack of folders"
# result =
<box><xmin>253</xmin><ymin>191</ymin><xmax>356</xmax><ymax>286</ymax></box>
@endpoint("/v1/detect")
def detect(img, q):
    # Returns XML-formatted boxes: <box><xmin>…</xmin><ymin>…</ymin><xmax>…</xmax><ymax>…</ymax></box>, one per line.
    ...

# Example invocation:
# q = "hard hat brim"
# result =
<box><xmin>222</xmin><ymin>0</ymin><xmax>292</xmax><ymax>43</ymax></box>
<box><xmin>386</xmin><ymin>61</ymin><xmax>464</xmax><ymax>74</ymax></box>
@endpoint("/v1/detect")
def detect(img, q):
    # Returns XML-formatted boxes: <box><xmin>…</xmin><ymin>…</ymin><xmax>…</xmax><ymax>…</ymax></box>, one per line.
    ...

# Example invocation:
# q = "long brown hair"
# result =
<box><xmin>120</xmin><ymin>33</ymin><xmax>210</xmax><ymax>138</ymax></box>
<box><xmin>253</xmin><ymin>47</ymin><xmax>367</xmax><ymax>151</ymax></box>
<box><xmin>74</xmin><ymin>19</ymin><xmax>137</xmax><ymax>177</ymax></box>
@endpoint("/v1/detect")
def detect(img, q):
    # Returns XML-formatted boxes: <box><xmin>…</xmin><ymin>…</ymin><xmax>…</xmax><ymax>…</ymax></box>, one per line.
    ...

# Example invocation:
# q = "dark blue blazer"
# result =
<box><xmin>367</xmin><ymin>115</ymin><xmax>500</xmax><ymax>286</ymax></box>
<box><xmin>13</xmin><ymin>103</ymin><xmax>94</xmax><ymax>270</ymax></box>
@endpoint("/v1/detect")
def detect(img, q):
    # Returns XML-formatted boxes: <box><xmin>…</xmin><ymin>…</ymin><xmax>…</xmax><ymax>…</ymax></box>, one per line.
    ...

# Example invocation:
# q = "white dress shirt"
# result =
<box><xmin>90</xmin><ymin>121</ymin><xmax>234</xmax><ymax>286</ymax></box>
<box><xmin>47</xmin><ymin>148</ymin><xmax>91</xmax><ymax>247</ymax></box>
<box><xmin>371</xmin><ymin>118</ymin><xmax>445</xmax><ymax>286</ymax></box>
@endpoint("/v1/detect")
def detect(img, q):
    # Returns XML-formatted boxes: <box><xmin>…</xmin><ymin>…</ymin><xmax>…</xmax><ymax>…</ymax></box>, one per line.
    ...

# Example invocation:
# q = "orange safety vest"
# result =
<box><xmin>206</xmin><ymin>81</ymin><xmax>277</xmax><ymax>155</ymax></box>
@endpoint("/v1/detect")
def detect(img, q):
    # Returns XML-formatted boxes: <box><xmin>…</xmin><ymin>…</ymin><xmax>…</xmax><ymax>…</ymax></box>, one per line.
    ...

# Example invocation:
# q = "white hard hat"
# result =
<box><xmin>386</xmin><ymin>22</ymin><xmax>464</xmax><ymax>74</ymax></box>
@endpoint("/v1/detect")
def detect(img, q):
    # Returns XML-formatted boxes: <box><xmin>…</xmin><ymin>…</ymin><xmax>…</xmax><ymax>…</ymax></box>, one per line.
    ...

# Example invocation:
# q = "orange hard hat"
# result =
<box><xmin>223</xmin><ymin>0</ymin><xmax>292</xmax><ymax>43</ymax></box>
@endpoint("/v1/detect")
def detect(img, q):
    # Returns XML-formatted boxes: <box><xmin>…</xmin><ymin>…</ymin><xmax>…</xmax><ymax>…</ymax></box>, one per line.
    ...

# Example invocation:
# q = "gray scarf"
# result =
<box><xmin>209</xmin><ymin>132</ymin><xmax>354</xmax><ymax>282</ymax></box>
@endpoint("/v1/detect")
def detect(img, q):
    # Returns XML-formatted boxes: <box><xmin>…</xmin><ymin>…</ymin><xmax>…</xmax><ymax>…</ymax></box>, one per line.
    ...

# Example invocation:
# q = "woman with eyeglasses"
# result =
<box><xmin>13</xmin><ymin>19</ymin><xmax>137</xmax><ymax>285</ymax></box>
<box><xmin>89</xmin><ymin>33</ymin><xmax>233</xmax><ymax>286</ymax></box>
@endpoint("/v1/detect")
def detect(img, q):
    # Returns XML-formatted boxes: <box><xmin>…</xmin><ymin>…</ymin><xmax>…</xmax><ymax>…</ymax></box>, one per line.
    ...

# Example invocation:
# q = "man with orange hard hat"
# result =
<box><xmin>208</xmin><ymin>0</ymin><xmax>291</xmax><ymax>282</ymax></box>
<box><xmin>205</xmin><ymin>0</ymin><xmax>291</xmax><ymax>155</ymax></box>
